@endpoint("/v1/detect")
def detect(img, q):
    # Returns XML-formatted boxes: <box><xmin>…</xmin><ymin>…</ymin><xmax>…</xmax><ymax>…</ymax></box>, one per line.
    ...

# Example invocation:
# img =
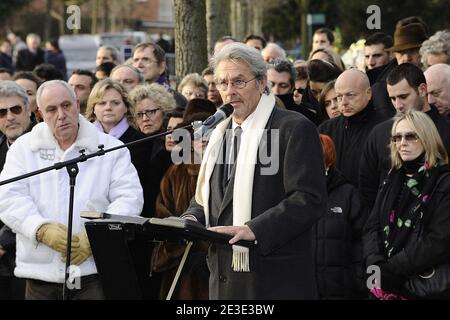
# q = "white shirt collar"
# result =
<box><xmin>231</xmin><ymin>110</ymin><xmax>256</xmax><ymax>132</ymax></box>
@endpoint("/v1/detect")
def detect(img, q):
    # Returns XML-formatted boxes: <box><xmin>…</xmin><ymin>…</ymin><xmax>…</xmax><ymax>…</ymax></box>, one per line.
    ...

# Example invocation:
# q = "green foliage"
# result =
<box><xmin>262</xmin><ymin>0</ymin><xmax>300</xmax><ymax>45</ymax></box>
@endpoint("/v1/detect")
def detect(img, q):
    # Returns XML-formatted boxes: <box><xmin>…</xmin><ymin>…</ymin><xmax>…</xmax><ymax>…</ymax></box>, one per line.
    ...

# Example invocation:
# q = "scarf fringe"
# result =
<box><xmin>232</xmin><ymin>246</ymin><xmax>250</xmax><ymax>272</ymax></box>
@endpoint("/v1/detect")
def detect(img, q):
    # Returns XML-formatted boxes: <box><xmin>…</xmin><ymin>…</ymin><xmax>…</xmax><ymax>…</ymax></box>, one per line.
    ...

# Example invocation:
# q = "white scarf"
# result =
<box><xmin>195</xmin><ymin>93</ymin><xmax>275</xmax><ymax>272</ymax></box>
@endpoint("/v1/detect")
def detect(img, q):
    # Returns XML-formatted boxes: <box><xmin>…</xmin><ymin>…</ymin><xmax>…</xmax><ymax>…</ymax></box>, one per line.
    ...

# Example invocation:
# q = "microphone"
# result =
<box><xmin>194</xmin><ymin>103</ymin><xmax>234</xmax><ymax>138</ymax></box>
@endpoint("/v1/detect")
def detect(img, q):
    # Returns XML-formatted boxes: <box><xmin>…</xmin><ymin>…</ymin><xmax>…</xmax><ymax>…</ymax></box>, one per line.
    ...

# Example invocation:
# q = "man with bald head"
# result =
<box><xmin>110</xmin><ymin>64</ymin><xmax>143</xmax><ymax>92</ymax></box>
<box><xmin>319</xmin><ymin>69</ymin><xmax>388</xmax><ymax>187</ymax></box>
<box><xmin>261</xmin><ymin>43</ymin><xmax>286</xmax><ymax>63</ymax></box>
<box><xmin>0</xmin><ymin>80</ymin><xmax>143</xmax><ymax>299</ymax></box>
<box><xmin>424</xmin><ymin>64</ymin><xmax>450</xmax><ymax>116</ymax></box>
<box><xmin>360</xmin><ymin>63</ymin><xmax>450</xmax><ymax>208</ymax></box>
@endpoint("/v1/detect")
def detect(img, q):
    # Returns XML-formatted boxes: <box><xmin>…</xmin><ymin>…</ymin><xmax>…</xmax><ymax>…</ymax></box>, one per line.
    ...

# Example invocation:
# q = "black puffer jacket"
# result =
<box><xmin>315</xmin><ymin>169</ymin><xmax>369</xmax><ymax>299</ymax></box>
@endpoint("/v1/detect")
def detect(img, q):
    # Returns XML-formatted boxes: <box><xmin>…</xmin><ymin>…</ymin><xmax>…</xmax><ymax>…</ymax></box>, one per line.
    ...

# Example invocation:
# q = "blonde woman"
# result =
<box><xmin>129</xmin><ymin>83</ymin><xmax>176</xmax><ymax>135</ymax></box>
<box><xmin>363</xmin><ymin>110</ymin><xmax>450</xmax><ymax>299</ymax></box>
<box><xmin>309</xmin><ymin>47</ymin><xmax>346</xmax><ymax>71</ymax></box>
<box><xmin>87</xmin><ymin>79</ymin><xmax>171</xmax><ymax>218</ymax></box>
<box><xmin>178</xmin><ymin>73</ymin><xmax>208</xmax><ymax>101</ymax></box>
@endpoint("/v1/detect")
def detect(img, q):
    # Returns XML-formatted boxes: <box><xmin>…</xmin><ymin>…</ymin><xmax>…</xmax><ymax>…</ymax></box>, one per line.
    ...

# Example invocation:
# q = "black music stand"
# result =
<box><xmin>84</xmin><ymin>216</ymin><xmax>152</xmax><ymax>300</ymax></box>
<box><xmin>83</xmin><ymin>213</ymin><xmax>254</xmax><ymax>300</ymax></box>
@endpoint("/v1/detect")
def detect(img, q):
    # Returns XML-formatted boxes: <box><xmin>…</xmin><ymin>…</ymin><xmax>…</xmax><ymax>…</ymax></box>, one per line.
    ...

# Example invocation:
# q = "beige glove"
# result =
<box><xmin>65</xmin><ymin>230</ymin><xmax>92</xmax><ymax>265</ymax></box>
<box><xmin>36</xmin><ymin>223</ymin><xmax>80</xmax><ymax>254</ymax></box>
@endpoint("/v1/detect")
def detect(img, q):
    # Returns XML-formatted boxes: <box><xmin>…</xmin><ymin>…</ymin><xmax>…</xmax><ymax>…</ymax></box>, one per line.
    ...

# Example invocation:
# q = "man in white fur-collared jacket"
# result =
<box><xmin>0</xmin><ymin>80</ymin><xmax>143</xmax><ymax>300</ymax></box>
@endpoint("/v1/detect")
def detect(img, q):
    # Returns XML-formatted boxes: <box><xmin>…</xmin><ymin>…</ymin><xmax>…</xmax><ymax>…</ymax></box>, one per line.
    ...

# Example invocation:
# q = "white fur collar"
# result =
<box><xmin>30</xmin><ymin>115</ymin><xmax>99</xmax><ymax>153</ymax></box>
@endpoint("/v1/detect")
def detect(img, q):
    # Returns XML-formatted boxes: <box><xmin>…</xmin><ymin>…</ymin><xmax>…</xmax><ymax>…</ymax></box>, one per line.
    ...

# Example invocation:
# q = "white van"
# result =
<box><xmin>59</xmin><ymin>31</ymin><xmax>148</xmax><ymax>75</ymax></box>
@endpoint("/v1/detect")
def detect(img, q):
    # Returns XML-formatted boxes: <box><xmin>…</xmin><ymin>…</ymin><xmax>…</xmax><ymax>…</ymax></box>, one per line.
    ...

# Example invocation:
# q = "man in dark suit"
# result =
<box><xmin>15</xmin><ymin>34</ymin><xmax>45</xmax><ymax>72</ymax></box>
<box><xmin>182</xmin><ymin>43</ymin><xmax>327</xmax><ymax>299</ymax></box>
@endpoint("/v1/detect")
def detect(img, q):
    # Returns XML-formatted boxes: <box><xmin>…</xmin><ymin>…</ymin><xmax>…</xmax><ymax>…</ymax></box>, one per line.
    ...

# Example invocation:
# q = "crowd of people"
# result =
<box><xmin>0</xmin><ymin>15</ymin><xmax>450</xmax><ymax>300</ymax></box>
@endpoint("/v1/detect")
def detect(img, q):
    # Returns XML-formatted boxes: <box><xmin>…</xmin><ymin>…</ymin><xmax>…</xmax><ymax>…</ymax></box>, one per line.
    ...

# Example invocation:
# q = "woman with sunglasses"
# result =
<box><xmin>363</xmin><ymin>110</ymin><xmax>450</xmax><ymax>299</ymax></box>
<box><xmin>293</xmin><ymin>60</ymin><xmax>308</xmax><ymax>106</ymax></box>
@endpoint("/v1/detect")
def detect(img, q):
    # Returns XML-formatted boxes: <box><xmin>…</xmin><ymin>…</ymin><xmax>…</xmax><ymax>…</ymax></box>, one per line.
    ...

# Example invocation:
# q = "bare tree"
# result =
<box><xmin>299</xmin><ymin>0</ymin><xmax>310</xmax><ymax>59</ymax></box>
<box><xmin>231</xmin><ymin>0</ymin><xmax>267</xmax><ymax>41</ymax></box>
<box><xmin>91</xmin><ymin>0</ymin><xmax>99</xmax><ymax>34</ymax></box>
<box><xmin>174</xmin><ymin>0</ymin><xmax>208</xmax><ymax>82</ymax></box>
<box><xmin>206</xmin><ymin>0</ymin><xmax>231</xmax><ymax>55</ymax></box>
<box><xmin>250</xmin><ymin>1</ymin><xmax>263</xmax><ymax>36</ymax></box>
<box><xmin>43</xmin><ymin>0</ymin><xmax>53</xmax><ymax>40</ymax></box>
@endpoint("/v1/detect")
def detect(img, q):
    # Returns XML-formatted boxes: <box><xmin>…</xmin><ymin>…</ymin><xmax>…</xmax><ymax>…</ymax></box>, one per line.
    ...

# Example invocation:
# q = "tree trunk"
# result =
<box><xmin>44</xmin><ymin>0</ymin><xmax>53</xmax><ymax>41</ymax></box>
<box><xmin>174</xmin><ymin>0</ymin><xmax>208</xmax><ymax>84</ymax></box>
<box><xmin>299</xmin><ymin>0</ymin><xmax>310</xmax><ymax>59</ymax></box>
<box><xmin>206</xmin><ymin>0</ymin><xmax>230</xmax><ymax>55</ymax></box>
<box><xmin>91</xmin><ymin>0</ymin><xmax>99</xmax><ymax>34</ymax></box>
<box><xmin>103</xmin><ymin>0</ymin><xmax>109</xmax><ymax>32</ymax></box>
<box><xmin>240</xmin><ymin>0</ymin><xmax>249</xmax><ymax>40</ymax></box>
<box><xmin>230</xmin><ymin>0</ymin><xmax>249</xmax><ymax>41</ymax></box>
<box><xmin>251</xmin><ymin>1</ymin><xmax>263</xmax><ymax>36</ymax></box>
<box><xmin>230</xmin><ymin>0</ymin><xmax>237</xmax><ymax>39</ymax></box>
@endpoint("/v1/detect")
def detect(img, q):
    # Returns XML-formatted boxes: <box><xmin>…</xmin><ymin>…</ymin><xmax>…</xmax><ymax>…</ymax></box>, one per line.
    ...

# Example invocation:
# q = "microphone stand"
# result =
<box><xmin>0</xmin><ymin>123</ymin><xmax>196</xmax><ymax>300</ymax></box>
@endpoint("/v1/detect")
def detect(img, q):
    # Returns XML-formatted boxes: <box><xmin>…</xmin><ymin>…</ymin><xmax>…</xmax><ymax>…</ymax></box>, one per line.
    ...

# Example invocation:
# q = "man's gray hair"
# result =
<box><xmin>36</xmin><ymin>80</ymin><xmax>77</xmax><ymax>109</ymax></box>
<box><xmin>26</xmin><ymin>33</ymin><xmax>41</xmax><ymax>44</ymax></box>
<box><xmin>110</xmin><ymin>64</ymin><xmax>144</xmax><ymax>83</ymax></box>
<box><xmin>0</xmin><ymin>80</ymin><xmax>30</xmax><ymax>110</ymax></box>
<box><xmin>211</xmin><ymin>42</ymin><xmax>269</xmax><ymax>93</ymax></box>
<box><xmin>99</xmin><ymin>45</ymin><xmax>121</xmax><ymax>63</ymax></box>
<box><xmin>420</xmin><ymin>30</ymin><xmax>450</xmax><ymax>68</ymax></box>
<box><xmin>262</xmin><ymin>42</ymin><xmax>287</xmax><ymax>59</ymax></box>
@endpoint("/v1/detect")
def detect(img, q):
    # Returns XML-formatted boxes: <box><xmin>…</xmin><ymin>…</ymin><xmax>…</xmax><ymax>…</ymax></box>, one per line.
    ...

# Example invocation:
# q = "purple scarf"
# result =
<box><xmin>93</xmin><ymin>117</ymin><xmax>129</xmax><ymax>139</ymax></box>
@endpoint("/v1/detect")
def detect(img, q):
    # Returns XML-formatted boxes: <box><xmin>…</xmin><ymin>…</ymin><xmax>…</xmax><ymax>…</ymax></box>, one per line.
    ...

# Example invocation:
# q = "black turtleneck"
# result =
<box><xmin>402</xmin><ymin>152</ymin><xmax>426</xmax><ymax>175</ymax></box>
<box><xmin>344</xmin><ymin>101</ymin><xmax>376</xmax><ymax>127</ymax></box>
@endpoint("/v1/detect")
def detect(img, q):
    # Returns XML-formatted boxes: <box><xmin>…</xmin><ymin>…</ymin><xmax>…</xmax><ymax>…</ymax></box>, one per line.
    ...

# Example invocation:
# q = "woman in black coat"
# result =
<box><xmin>316</xmin><ymin>134</ymin><xmax>369</xmax><ymax>299</ymax></box>
<box><xmin>363</xmin><ymin>110</ymin><xmax>450</xmax><ymax>299</ymax></box>
<box><xmin>86</xmin><ymin>79</ymin><xmax>171</xmax><ymax>218</ymax></box>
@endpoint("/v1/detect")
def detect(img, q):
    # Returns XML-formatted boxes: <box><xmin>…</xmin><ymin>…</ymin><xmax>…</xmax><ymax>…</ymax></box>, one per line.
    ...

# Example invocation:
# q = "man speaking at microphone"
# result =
<box><xmin>183</xmin><ymin>43</ymin><xmax>327</xmax><ymax>299</ymax></box>
<box><xmin>0</xmin><ymin>80</ymin><xmax>143</xmax><ymax>299</ymax></box>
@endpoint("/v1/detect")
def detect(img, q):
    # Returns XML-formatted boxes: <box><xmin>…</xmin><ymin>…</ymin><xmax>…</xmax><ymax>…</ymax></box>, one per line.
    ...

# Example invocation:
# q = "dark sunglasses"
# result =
<box><xmin>0</xmin><ymin>105</ymin><xmax>23</xmax><ymax>118</ymax></box>
<box><xmin>294</xmin><ymin>87</ymin><xmax>305</xmax><ymax>95</ymax></box>
<box><xmin>391</xmin><ymin>132</ymin><xmax>419</xmax><ymax>144</ymax></box>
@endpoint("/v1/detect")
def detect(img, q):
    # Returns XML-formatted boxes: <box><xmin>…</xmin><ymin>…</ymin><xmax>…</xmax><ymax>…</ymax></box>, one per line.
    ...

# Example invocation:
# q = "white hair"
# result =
<box><xmin>262</xmin><ymin>42</ymin><xmax>287</xmax><ymax>59</ymax></box>
<box><xmin>36</xmin><ymin>80</ymin><xmax>77</xmax><ymax>109</ymax></box>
